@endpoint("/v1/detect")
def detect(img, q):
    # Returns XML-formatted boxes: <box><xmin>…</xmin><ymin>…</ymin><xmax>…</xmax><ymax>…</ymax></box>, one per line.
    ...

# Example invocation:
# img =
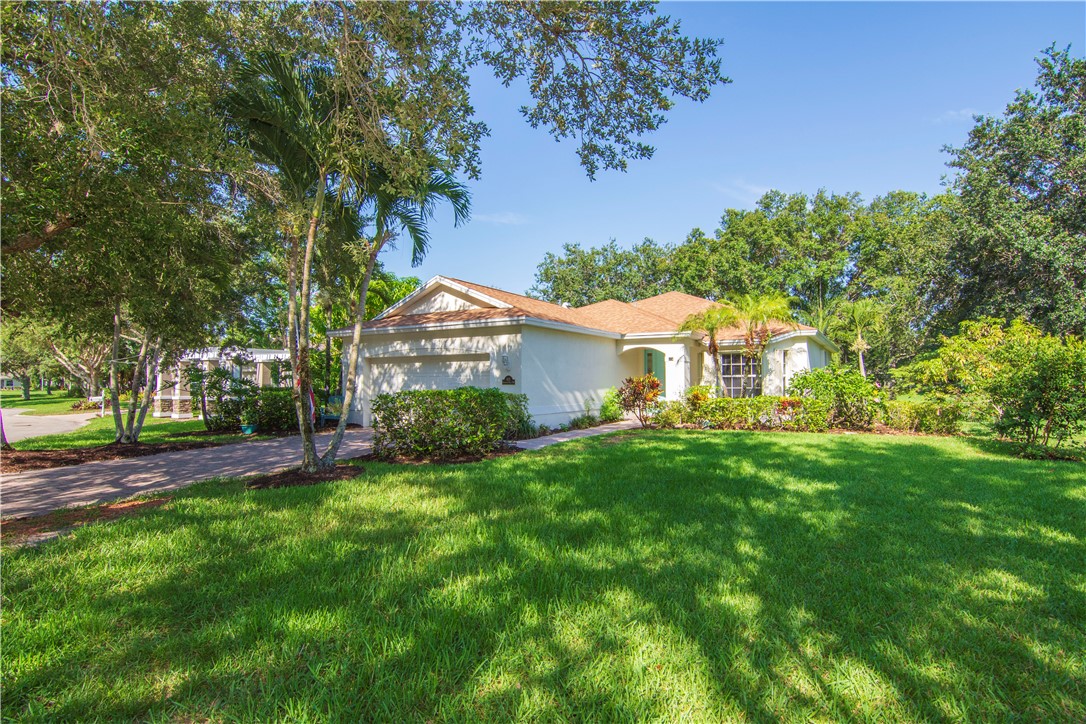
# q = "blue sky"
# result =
<box><xmin>381</xmin><ymin>1</ymin><xmax>1085</xmax><ymax>295</ymax></box>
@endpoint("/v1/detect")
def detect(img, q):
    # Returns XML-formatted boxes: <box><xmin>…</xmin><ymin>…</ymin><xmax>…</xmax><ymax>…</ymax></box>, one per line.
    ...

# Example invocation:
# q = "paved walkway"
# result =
<box><xmin>1</xmin><ymin>420</ymin><xmax>642</xmax><ymax>520</ymax></box>
<box><xmin>514</xmin><ymin>420</ymin><xmax>641</xmax><ymax>450</ymax></box>
<box><xmin>1</xmin><ymin>430</ymin><xmax>375</xmax><ymax>520</ymax></box>
<box><xmin>2</xmin><ymin>408</ymin><xmax>100</xmax><ymax>443</ymax></box>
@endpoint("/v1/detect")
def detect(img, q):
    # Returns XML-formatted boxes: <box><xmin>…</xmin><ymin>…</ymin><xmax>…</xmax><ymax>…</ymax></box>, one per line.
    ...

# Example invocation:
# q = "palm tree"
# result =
<box><xmin>320</xmin><ymin>164</ymin><xmax>469</xmax><ymax>465</ymax></box>
<box><xmin>224</xmin><ymin>52</ymin><xmax>341</xmax><ymax>471</ymax></box>
<box><xmin>679</xmin><ymin>305</ymin><xmax>740</xmax><ymax>396</ymax></box>
<box><xmin>729</xmin><ymin>293</ymin><xmax>795</xmax><ymax>396</ymax></box>
<box><xmin>225</xmin><ymin>52</ymin><xmax>470</xmax><ymax>470</ymax></box>
<box><xmin>833</xmin><ymin>298</ymin><xmax>882</xmax><ymax>377</ymax></box>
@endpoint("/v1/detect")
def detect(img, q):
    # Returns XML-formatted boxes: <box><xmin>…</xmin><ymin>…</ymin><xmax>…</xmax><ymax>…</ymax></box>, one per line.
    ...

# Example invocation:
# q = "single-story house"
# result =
<box><xmin>331</xmin><ymin>276</ymin><xmax>839</xmax><ymax>427</ymax></box>
<box><xmin>153</xmin><ymin>347</ymin><xmax>290</xmax><ymax>418</ymax></box>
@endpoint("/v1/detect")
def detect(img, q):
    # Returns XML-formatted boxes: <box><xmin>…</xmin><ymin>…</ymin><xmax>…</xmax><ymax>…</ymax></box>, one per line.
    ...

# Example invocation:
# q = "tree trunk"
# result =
<box><xmin>121</xmin><ymin>335</ymin><xmax>151</xmax><ymax>443</ymax></box>
<box><xmin>20</xmin><ymin>376</ymin><xmax>30</xmax><ymax>400</ymax></box>
<box><xmin>709</xmin><ymin>335</ymin><xmax>723</xmax><ymax>397</ymax></box>
<box><xmin>1</xmin><ymin>410</ymin><xmax>12</xmax><ymax>451</ymax></box>
<box><xmin>109</xmin><ymin>301</ymin><xmax>125</xmax><ymax>443</ymax></box>
<box><xmin>858</xmin><ymin>349</ymin><xmax>867</xmax><ymax>378</ymax></box>
<box><xmin>291</xmin><ymin>175</ymin><xmax>327</xmax><ymax>472</ymax></box>
<box><xmin>321</xmin><ymin>242</ymin><xmax>383</xmax><ymax>466</ymax></box>
<box><xmin>131</xmin><ymin>340</ymin><xmax>162</xmax><ymax>442</ymax></box>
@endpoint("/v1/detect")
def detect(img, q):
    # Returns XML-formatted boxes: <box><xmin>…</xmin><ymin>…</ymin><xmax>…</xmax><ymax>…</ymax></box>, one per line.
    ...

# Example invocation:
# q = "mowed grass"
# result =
<box><xmin>0</xmin><ymin>389</ymin><xmax>86</xmax><ymax>416</ymax></box>
<box><xmin>10</xmin><ymin>415</ymin><xmax>270</xmax><ymax>450</ymax></box>
<box><xmin>4</xmin><ymin>431</ymin><xmax>1084</xmax><ymax>721</ymax></box>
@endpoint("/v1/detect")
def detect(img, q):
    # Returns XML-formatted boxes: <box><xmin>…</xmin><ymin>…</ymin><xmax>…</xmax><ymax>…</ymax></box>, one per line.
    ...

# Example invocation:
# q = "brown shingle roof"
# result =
<box><xmin>444</xmin><ymin>277</ymin><xmax>590</xmax><ymax>329</ymax></box>
<box><xmin>631</xmin><ymin>291</ymin><xmax>722</xmax><ymax>325</ymax></box>
<box><xmin>575</xmin><ymin>299</ymin><xmax>680</xmax><ymax>334</ymax></box>
<box><xmin>365</xmin><ymin>307</ymin><xmax>560</xmax><ymax>330</ymax></box>
<box><xmin>363</xmin><ymin>277</ymin><xmax>817</xmax><ymax>340</ymax></box>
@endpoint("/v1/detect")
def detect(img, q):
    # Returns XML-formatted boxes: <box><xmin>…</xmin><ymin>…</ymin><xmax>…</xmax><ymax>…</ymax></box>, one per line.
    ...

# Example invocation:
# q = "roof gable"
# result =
<box><xmin>379</xmin><ymin>276</ymin><xmax>511</xmax><ymax>319</ymax></box>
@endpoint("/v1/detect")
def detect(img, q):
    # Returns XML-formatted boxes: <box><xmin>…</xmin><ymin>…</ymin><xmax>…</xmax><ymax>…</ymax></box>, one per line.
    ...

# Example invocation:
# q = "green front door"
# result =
<box><xmin>644</xmin><ymin>349</ymin><xmax>666</xmax><ymax>391</ymax></box>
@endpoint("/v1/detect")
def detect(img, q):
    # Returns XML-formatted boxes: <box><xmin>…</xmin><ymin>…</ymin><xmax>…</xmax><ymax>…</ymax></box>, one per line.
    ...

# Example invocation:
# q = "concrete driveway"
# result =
<box><xmin>1</xmin><ymin>408</ymin><xmax>100</xmax><ymax>443</ymax></box>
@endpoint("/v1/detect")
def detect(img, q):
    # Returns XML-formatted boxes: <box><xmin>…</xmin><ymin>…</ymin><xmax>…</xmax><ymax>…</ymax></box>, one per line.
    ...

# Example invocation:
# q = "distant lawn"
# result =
<box><xmin>10</xmin><ymin>415</ymin><xmax>270</xmax><ymax>450</ymax></box>
<box><xmin>4</xmin><ymin>431</ymin><xmax>1084</xmax><ymax>721</ymax></box>
<box><xmin>0</xmin><ymin>389</ymin><xmax>86</xmax><ymax>416</ymax></box>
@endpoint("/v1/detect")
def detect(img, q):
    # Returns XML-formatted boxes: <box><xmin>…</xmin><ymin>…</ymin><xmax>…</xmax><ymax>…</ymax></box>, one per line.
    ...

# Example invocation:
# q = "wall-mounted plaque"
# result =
<box><xmin>501</xmin><ymin>375</ymin><xmax>516</xmax><ymax>385</ymax></box>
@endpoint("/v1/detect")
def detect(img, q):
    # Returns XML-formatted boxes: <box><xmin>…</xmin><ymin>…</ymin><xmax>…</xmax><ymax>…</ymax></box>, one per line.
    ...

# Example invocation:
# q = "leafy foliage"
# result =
<box><xmin>598</xmin><ymin>387</ymin><xmax>625</xmax><ymax>423</ymax></box>
<box><xmin>618</xmin><ymin>374</ymin><xmax>663</xmax><ymax>427</ymax></box>
<box><xmin>881</xmin><ymin>399</ymin><xmax>963</xmax><ymax>435</ymax></box>
<box><xmin>944</xmin><ymin>46</ymin><xmax>1086</xmax><ymax>336</ymax></box>
<box><xmin>987</xmin><ymin>334</ymin><xmax>1086</xmax><ymax>450</ymax></box>
<box><xmin>255</xmin><ymin>389</ymin><xmax>297</xmax><ymax>434</ymax></box>
<box><xmin>893</xmin><ymin>317</ymin><xmax>1042</xmax><ymax>419</ymax></box>
<box><xmin>650</xmin><ymin>395</ymin><xmax>831</xmax><ymax>432</ymax></box>
<box><xmin>372</xmin><ymin>388</ymin><xmax>532</xmax><ymax>459</ymax></box>
<box><xmin>788</xmin><ymin>367</ymin><xmax>881</xmax><ymax>429</ymax></box>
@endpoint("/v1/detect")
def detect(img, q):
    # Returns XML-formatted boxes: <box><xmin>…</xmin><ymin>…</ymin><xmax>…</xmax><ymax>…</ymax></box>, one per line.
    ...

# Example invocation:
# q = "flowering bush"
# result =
<box><xmin>618</xmin><ymin>374</ymin><xmax>662</xmax><ymax>427</ymax></box>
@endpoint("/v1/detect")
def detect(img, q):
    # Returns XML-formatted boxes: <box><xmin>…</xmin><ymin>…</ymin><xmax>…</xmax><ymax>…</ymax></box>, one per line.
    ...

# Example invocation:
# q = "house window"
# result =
<box><xmin>720</xmin><ymin>353</ymin><xmax>761</xmax><ymax>397</ymax></box>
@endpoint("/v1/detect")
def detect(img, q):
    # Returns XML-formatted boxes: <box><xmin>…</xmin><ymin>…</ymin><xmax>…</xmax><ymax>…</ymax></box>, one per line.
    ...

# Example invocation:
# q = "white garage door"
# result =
<box><xmin>369</xmin><ymin>353</ymin><xmax>492</xmax><ymax>396</ymax></box>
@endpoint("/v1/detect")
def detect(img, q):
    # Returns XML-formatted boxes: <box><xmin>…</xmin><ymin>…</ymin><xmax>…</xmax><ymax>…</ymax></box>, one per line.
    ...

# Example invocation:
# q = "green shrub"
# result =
<box><xmin>649</xmin><ymin>400</ymin><xmax>687</xmax><ymax>428</ymax></box>
<box><xmin>988</xmin><ymin>335</ymin><xmax>1086</xmax><ymax>449</ymax></box>
<box><xmin>619</xmin><ymin>374</ymin><xmax>662</xmax><ymax>427</ymax></box>
<box><xmin>568</xmin><ymin>412</ymin><xmax>600</xmax><ymax>430</ymax></box>
<box><xmin>598</xmin><ymin>387</ymin><xmax>624</xmax><ymax>423</ymax></box>
<box><xmin>788</xmin><ymin>366</ymin><xmax>880</xmax><ymax>429</ymax></box>
<box><xmin>257</xmin><ymin>389</ymin><xmax>297</xmax><ymax>433</ymax></box>
<box><xmin>650</xmin><ymin>395</ymin><xmax>831</xmax><ymax>432</ymax></box>
<box><xmin>882</xmin><ymin>398</ymin><xmax>963</xmax><ymax>435</ymax></box>
<box><xmin>504</xmin><ymin>393</ymin><xmax>535</xmax><ymax>440</ymax></box>
<box><xmin>372</xmin><ymin>387</ymin><xmax>531</xmax><ymax>459</ymax></box>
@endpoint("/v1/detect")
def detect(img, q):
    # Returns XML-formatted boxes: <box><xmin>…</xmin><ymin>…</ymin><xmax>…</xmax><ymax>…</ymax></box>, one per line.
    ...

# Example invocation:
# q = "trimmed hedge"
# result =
<box><xmin>651</xmin><ymin>393</ymin><xmax>831</xmax><ymax>433</ymax></box>
<box><xmin>372</xmin><ymin>388</ymin><xmax>533</xmax><ymax>459</ymax></box>
<box><xmin>881</xmin><ymin>399</ymin><xmax>963</xmax><ymax>435</ymax></box>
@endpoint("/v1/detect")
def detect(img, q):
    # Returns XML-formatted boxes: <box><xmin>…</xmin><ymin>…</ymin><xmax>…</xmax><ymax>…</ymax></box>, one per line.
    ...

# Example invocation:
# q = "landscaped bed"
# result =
<box><xmin>1</xmin><ymin>440</ymin><xmax>228</xmax><ymax>473</ymax></box>
<box><xmin>4</xmin><ymin>430</ymin><xmax>1083</xmax><ymax>721</ymax></box>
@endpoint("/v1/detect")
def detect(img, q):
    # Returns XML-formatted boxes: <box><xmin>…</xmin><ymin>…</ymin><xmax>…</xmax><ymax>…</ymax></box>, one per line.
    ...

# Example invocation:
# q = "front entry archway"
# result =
<box><xmin>643</xmin><ymin>348</ymin><xmax>666</xmax><ymax>390</ymax></box>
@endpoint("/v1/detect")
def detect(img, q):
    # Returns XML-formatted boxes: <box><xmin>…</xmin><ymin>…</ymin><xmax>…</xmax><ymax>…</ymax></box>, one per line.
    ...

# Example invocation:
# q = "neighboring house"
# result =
<box><xmin>332</xmin><ymin>276</ymin><xmax>839</xmax><ymax>427</ymax></box>
<box><xmin>153</xmin><ymin>347</ymin><xmax>290</xmax><ymax>418</ymax></box>
<box><xmin>0</xmin><ymin>375</ymin><xmax>25</xmax><ymax>390</ymax></box>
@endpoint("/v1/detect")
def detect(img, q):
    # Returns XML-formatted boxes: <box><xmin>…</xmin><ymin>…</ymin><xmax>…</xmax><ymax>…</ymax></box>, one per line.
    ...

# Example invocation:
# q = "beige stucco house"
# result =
<box><xmin>332</xmin><ymin>276</ymin><xmax>839</xmax><ymax>427</ymax></box>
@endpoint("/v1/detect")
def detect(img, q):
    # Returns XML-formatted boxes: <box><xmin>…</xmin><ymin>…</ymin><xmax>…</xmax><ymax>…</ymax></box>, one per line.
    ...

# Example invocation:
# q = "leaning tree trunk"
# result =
<box><xmin>120</xmin><ymin>334</ymin><xmax>151</xmax><ymax>443</ymax></box>
<box><xmin>130</xmin><ymin>340</ymin><xmax>162</xmax><ymax>442</ymax></box>
<box><xmin>321</xmin><ymin>239</ymin><xmax>384</xmax><ymax>466</ymax></box>
<box><xmin>290</xmin><ymin>175</ymin><xmax>327</xmax><ymax>473</ymax></box>
<box><xmin>109</xmin><ymin>301</ymin><xmax>125</xmax><ymax>442</ymax></box>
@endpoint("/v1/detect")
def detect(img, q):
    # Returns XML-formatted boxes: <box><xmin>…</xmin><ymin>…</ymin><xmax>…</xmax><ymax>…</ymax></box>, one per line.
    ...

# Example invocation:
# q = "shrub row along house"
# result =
<box><xmin>332</xmin><ymin>276</ymin><xmax>838</xmax><ymax>427</ymax></box>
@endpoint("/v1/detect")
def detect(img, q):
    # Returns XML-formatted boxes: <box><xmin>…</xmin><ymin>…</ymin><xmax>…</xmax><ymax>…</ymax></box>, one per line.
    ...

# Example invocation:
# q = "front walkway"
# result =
<box><xmin>0</xmin><ymin>420</ymin><xmax>642</xmax><ymax>520</ymax></box>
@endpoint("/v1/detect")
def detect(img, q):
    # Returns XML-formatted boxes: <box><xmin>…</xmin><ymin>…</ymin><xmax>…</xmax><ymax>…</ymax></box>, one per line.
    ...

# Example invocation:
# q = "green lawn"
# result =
<box><xmin>0</xmin><ymin>389</ymin><xmax>87</xmax><ymax>416</ymax></box>
<box><xmin>10</xmin><ymin>415</ymin><xmax>272</xmax><ymax>450</ymax></box>
<box><xmin>4</xmin><ymin>431</ymin><xmax>1084</xmax><ymax>721</ymax></box>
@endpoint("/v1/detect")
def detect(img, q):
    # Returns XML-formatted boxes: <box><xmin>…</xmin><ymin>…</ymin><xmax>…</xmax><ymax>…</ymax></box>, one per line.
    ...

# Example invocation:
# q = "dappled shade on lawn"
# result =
<box><xmin>3</xmin><ymin>430</ymin><xmax>1084</xmax><ymax>720</ymax></box>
